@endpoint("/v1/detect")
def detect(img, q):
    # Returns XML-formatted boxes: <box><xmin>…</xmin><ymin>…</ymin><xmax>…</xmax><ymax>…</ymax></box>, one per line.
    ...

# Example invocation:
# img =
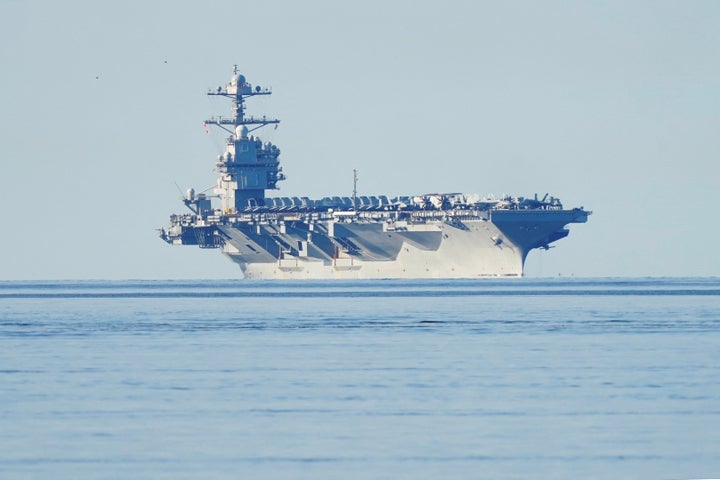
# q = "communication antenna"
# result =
<box><xmin>352</xmin><ymin>169</ymin><xmax>358</xmax><ymax>211</ymax></box>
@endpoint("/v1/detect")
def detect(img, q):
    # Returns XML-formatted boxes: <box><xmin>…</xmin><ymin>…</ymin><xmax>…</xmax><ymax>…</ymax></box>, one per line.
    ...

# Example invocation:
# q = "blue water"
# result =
<box><xmin>1</xmin><ymin>278</ymin><xmax>719</xmax><ymax>479</ymax></box>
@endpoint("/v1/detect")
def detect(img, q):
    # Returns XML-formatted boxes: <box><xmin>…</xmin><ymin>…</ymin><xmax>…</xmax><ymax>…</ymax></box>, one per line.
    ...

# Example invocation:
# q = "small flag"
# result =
<box><xmin>203</xmin><ymin>122</ymin><xmax>209</xmax><ymax>134</ymax></box>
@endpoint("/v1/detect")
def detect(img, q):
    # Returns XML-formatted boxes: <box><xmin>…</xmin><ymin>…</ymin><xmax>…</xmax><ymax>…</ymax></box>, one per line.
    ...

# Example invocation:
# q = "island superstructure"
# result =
<box><xmin>160</xmin><ymin>67</ymin><xmax>590</xmax><ymax>279</ymax></box>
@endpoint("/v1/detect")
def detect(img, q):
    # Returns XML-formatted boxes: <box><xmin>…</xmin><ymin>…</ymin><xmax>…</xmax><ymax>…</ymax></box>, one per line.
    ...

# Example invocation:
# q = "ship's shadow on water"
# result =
<box><xmin>1</xmin><ymin>277</ymin><xmax>718</xmax><ymax>296</ymax></box>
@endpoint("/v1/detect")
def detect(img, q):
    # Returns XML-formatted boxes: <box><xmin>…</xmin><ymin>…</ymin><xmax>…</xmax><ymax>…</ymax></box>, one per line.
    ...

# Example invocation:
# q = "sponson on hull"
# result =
<box><xmin>160</xmin><ymin>67</ymin><xmax>590</xmax><ymax>279</ymax></box>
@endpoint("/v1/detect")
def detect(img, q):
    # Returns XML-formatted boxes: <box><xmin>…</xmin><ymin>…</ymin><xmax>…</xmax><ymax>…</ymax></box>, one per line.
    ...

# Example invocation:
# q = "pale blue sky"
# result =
<box><xmin>1</xmin><ymin>0</ymin><xmax>718</xmax><ymax>279</ymax></box>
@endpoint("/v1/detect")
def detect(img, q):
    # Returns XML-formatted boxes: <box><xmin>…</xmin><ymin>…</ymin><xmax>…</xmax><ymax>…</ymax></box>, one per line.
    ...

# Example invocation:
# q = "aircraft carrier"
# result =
<box><xmin>159</xmin><ymin>67</ymin><xmax>590</xmax><ymax>279</ymax></box>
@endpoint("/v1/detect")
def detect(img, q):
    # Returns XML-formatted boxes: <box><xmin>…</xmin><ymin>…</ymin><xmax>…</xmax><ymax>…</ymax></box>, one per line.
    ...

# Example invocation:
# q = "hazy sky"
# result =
<box><xmin>1</xmin><ymin>0</ymin><xmax>719</xmax><ymax>279</ymax></box>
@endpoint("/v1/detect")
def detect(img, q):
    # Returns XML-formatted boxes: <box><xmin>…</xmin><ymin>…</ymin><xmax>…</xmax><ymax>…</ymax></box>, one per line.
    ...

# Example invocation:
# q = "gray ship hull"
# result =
<box><xmin>166</xmin><ymin>208</ymin><xmax>588</xmax><ymax>279</ymax></box>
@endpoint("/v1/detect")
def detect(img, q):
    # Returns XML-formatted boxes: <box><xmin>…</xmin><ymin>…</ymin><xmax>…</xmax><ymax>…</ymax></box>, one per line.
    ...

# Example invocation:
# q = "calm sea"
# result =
<box><xmin>1</xmin><ymin>278</ymin><xmax>719</xmax><ymax>480</ymax></box>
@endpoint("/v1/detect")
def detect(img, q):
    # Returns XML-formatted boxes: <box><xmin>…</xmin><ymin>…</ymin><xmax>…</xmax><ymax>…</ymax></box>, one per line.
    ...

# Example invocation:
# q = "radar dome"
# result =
<box><xmin>235</xmin><ymin>125</ymin><xmax>249</xmax><ymax>139</ymax></box>
<box><xmin>231</xmin><ymin>74</ymin><xmax>246</xmax><ymax>86</ymax></box>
